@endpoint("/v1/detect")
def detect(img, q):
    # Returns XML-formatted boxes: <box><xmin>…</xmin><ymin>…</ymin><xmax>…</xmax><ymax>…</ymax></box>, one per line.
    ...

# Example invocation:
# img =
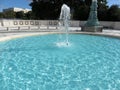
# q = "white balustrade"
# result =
<box><xmin>0</xmin><ymin>20</ymin><xmax>120</xmax><ymax>32</ymax></box>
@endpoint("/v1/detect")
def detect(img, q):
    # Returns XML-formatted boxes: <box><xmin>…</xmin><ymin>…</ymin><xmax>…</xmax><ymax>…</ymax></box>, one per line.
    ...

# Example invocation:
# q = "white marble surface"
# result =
<box><xmin>0</xmin><ymin>29</ymin><xmax>120</xmax><ymax>42</ymax></box>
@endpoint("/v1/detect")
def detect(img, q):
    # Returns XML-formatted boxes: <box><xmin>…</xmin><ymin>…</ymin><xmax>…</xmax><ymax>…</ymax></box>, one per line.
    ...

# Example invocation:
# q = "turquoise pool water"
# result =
<box><xmin>0</xmin><ymin>34</ymin><xmax>120</xmax><ymax>90</ymax></box>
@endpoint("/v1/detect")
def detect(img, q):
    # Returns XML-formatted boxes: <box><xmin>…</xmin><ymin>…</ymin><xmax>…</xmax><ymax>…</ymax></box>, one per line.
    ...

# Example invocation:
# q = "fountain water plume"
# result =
<box><xmin>58</xmin><ymin>4</ymin><xmax>70</xmax><ymax>46</ymax></box>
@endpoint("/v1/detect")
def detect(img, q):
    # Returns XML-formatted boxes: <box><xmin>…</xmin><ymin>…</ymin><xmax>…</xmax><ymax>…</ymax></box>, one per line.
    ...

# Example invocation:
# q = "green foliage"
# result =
<box><xmin>73</xmin><ymin>5</ymin><xmax>89</xmax><ymax>20</ymax></box>
<box><xmin>98</xmin><ymin>2</ymin><xmax>108</xmax><ymax>21</ymax></box>
<box><xmin>16</xmin><ymin>11</ymin><xmax>25</xmax><ymax>19</ymax></box>
<box><xmin>107</xmin><ymin>5</ymin><xmax>120</xmax><ymax>21</ymax></box>
<box><xmin>0</xmin><ymin>12</ymin><xmax>4</xmax><ymax>18</ymax></box>
<box><xmin>30</xmin><ymin>0</ymin><xmax>62</xmax><ymax>19</ymax></box>
<box><xmin>15</xmin><ymin>11</ymin><xmax>32</xmax><ymax>20</ymax></box>
<box><xmin>30</xmin><ymin>0</ymin><xmax>116</xmax><ymax>21</ymax></box>
<box><xmin>25</xmin><ymin>11</ymin><xmax>32</xmax><ymax>19</ymax></box>
<box><xmin>0</xmin><ymin>11</ymin><xmax>32</xmax><ymax>20</ymax></box>
<box><xmin>1</xmin><ymin>0</ymin><xmax>120</xmax><ymax>21</ymax></box>
<box><xmin>3</xmin><ymin>11</ymin><xmax>16</xmax><ymax>19</ymax></box>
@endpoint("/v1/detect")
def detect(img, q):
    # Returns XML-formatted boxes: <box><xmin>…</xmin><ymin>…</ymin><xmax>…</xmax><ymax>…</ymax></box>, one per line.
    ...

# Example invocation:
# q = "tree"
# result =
<box><xmin>3</xmin><ymin>11</ymin><xmax>16</xmax><ymax>19</ymax></box>
<box><xmin>73</xmin><ymin>5</ymin><xmax>89</xmax><ymax>20</ymax></box>
<box><xmin>97</xmin><ymin>2</ymin><xmax>108</xmax><ymax>21</ymax></box>
<box><xmin>25</xmin><ymin>11</ymin><xmax>32</xmax><ymax>19</ymax></box>
<box><xmin>29</xmin><ymin>0</ymin><xmax>120</xmax><ymax>21</ymax></box>
<box><xmin>16</xmin><ymin>11</ymin><xmax>26</xmax><ymax>19</ymax></box>
<box><xmin>0</xmin><ymin>12</ymin><xmax>4</xmax><ymax>18</ymax></box>
<box><xmin>73</xmin><ymin>0</ymin><xmax>108</xmax><ymax>20</ymax></box>
<box><xmin>107</xmin><ymin>5</ymin><xmax>120</xmax><ymax>21</ymax></box>
<box><xmin>30</xmin><ymin>0</ymin><xmax>63</xmax><ymax>19</ymax></box>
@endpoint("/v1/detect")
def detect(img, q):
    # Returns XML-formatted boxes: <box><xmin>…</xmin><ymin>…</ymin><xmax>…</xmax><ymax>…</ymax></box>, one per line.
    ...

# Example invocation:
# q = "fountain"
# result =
<box><xmin>0</xmin><ymin>2</ymin><xmax>120</xmax><ymax>90</ymax></box>
<box><xmin>57</xmin><ymin>4</ymin><xmax>70</xmax><ymax>46</ymax></box>
<box><xmin>82</xmin><ymin>0</ymin><xmax>103</xmax><ymax>32</ymax></box>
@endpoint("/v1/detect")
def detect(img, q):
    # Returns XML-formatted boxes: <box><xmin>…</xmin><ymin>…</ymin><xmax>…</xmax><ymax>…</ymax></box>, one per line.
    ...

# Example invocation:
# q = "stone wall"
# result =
<box><xmin>114</xmin><ymin>22</ymin><xmax>120</xmax><ymax>30</ymax></box>
<box><xmin>0</xmin><ymin>20</ymin><xmax>120</xmax><ymax>30</ymax></box>
<box><xmin>0</xmin><ymin>20</ymin><xmax>80</xmax><ymax>27</ymax></box>
<box><xmin>100</xmin><ymin>21</ymin><xmax>120</xmax><ymax>30</ymax></box>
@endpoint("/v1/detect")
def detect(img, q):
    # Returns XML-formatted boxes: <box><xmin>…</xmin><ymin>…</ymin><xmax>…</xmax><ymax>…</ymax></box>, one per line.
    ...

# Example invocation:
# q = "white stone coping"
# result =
<box><xmin>0</xmin><ymin>32</ymin><xmax>55</xmax><ymax>42</ymax></box>
<box><xmin>0</xmin><ymin>30</ymin><xmax>120</xmax><ymax>42</ymax></box>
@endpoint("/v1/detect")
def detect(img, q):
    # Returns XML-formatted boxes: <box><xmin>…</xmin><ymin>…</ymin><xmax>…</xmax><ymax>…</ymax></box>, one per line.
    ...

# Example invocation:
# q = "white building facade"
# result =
<box><xmin>3</xmin><ymin>7</ymin><xmax>31</xmax><ymax>13</ymax></box>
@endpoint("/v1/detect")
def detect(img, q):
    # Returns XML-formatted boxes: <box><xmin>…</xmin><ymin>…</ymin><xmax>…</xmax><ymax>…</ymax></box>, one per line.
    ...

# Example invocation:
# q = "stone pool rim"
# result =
<box><xmin>0</xmin><ymin>31</ymin><xmax>120</xmax><ymax>42</ymax></box>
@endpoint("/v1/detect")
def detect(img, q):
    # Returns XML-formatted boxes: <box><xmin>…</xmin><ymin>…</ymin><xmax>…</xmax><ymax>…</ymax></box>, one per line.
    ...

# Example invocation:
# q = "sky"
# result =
<box><xmin>0</xmin><ymin>0</ymin><xmax>31</xmax><ymax>12</ymax></box>
<box><xmin>0</xmin><ymin>0</ymin><xmax>120</xmax><ymax>12</ymax></box>
<box><xmin>108</xmin><ymin>0</ymin><xmax>120</xmax><ymax>6</ymax></box>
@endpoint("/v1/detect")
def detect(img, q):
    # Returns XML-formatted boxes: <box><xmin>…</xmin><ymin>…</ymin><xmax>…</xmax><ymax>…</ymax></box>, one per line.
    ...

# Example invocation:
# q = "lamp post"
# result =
<box><xmin>82</xmin><ymin>0</ymin><xmax>103</xmax><ymax>32</ymax></box>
